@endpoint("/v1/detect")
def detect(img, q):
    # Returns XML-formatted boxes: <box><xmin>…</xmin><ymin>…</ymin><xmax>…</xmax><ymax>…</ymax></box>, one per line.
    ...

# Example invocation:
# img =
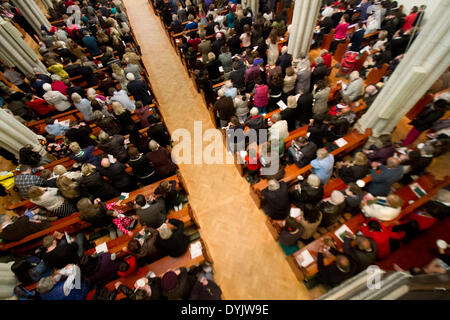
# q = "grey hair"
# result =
<box><xmin>268</xmin><ymin>179</ymin><xmax>280</xmax><ymax>191</ymax></box>
<box><xmin>315</xmin><ymin>56</ymin><xmax>324</xmax><ymax>65</ymax></box>
<box><xmin>158</xmin><ymin>223</ymin><xmax>173</xmax><ymax>240</ymax></box>
<box><xmin>37</xmin><ymin>276</ymin><xmax>55</xmax><ymax>293</ymax></box>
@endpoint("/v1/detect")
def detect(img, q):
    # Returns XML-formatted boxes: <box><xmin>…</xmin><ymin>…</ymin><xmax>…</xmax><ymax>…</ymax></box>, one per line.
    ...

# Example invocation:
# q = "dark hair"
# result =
<box><xmin>118</xmin><ymin>261</ymin><xmax>129</xmax><ymax>272</ymax></box>
<box><xmin>45</xmin><ymin>118</ymin><xmax>55</xmax><ymax>125</ymax></box>
<box><xmin>127</xmin><ymin>146</ymin><xmax>139</xmax><ymax>158</ymax></box>
<box><xmin>135</xmin><ymin>194</ymin><xmax>146</xmax><ymax>206</ymax></box>
<box><xmin>90</xmin><ymin>99</ymin><xmax>102</xmax><ymax>112</ymax></box>
<box><xmin>368</xmin><ymin>219</ymin><xmax>382</xmax><ymax>231</ymax></box>
<box><xmin>79</xmin><ymin>255</ymin><xmax>99</xmax><ymax>275</ymax></box>
<box><xmin>46</xmin><ymin>134</ymin><xmax>56</xmax><ymax>143</ymax></box>
<box><xmin>303</xmin><ymin>204</ymin><xmax>321</xmax><ymax>223</ymax></box>
<box><xmin>135</xmin><ymin>289</ymin><xmax>150</xmax><ymax>300</ymax></box>
<box><xmin>127</xmin><ymin>238</ymin><xmax>141</xmax><ymax>253</ymax></box>
<box><xmin>135</xmin><ymin>101</ymin><xmax>143</xmax><ymax>109</ymax></box>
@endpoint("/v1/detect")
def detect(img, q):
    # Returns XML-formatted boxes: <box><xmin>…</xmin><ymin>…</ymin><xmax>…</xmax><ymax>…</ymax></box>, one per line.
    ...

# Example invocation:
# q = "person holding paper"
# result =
<box><xmin>336</xmin><ymin>152</ymin><xmax>370</xmax><ymax>183</ymax></box>
<box><xmin>312</xmin><ymin>80</ymin><xmax>331</xmax><ymax>117</ymax></box>
<box><xmin>367</xmin><ymin>157</ymin><xmax>404</xmax><ymax>197</ymax></box>
<box><xmin>41</xmin><ymin>232</ymin><xmax>87</xmax><ymax>270</ymax></box>
<box><xmin>288</xmin><ymin>136</ymin><xmax>317</xmax><ymax>169</ymax></box>
<box><xmin>343</xmin><ymin>233</ymin><xmax>378</xmax><ymax>272</ymax></box>
<box><xmin>362</xmin><ymin>194</ymin><xmax>403</xmax><ymax>221</ymax></box>
<box><xmin>289</xmin><ymin>174</ymin><xmax>324</xmax><ymax>207</ymax></box>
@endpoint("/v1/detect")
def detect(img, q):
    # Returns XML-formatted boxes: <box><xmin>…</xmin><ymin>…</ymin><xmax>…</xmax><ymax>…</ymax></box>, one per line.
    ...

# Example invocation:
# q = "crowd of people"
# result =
<box><xmin>0</xmin><ymin>0</ymin><xmax>222</xmax><ymax>300</ymax></box>
<box><xmin>0</xmin><ymin>0</ymin><xmax>448</xmax><ymax>299</ymax></box>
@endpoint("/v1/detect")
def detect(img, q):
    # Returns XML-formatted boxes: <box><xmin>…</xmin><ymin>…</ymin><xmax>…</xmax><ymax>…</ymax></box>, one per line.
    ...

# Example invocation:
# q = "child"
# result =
<box><xmin>106</xmin><ymin>201</ymin><xmax>138</xmax><ymax>236</ymax></box>
<box><xmin>117</xmin><ymin>255</ymin><xmax>137</xmax><ymax>277</ymax></box>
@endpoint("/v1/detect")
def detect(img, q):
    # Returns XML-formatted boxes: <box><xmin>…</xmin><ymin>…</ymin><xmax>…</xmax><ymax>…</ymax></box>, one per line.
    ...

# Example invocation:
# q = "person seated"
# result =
<box><xmin>278</xmin><ymin>217</ymin><xmax>303</xmax><ymax>247</ymax></box>
<box><xmin>116</xmin><ymin>255</ymin><xmax>137</xmax><ymax>278</ymax></box>
<box><xmin>69</xmin><ymin>142</ymin><xmax>100</xmax><ymax>167</ymax></box>
<box><xmin>127</xmin><ymin>146</ymin><xmax>156</xmax><ymax>185</ymax></box>
<box><xmin>287</xmin><ymin>136</ymin><xmax>317</xmax><ymax>169</ymax></box>
<box><xmin>422</xmin><ymin>188</ymin><xmax>450</xmax><ymax>220</ymax></box>
<box><xmin>36</xmin><ymin>266</ymin><xmax>90</xmax><ymax>300</ymax></box>
<box><xmin>261</xmin><ymin>179</ymin><xmax>291</xmax><ymax>221</ymax></box>
<box><xmin>156</xmin><ymin>219</ymin><xmax>190</xmax><ymax>258</ymax></box>
<box><xmin>79</xmin><ymin>252</ymin><xmax>119</xmax><ymax>284</ymax></box>
<box><xmin>161</xmin><ymin>268</ymin><xmax>195</xmax><ymax>300</ymax></box>
<box><xmin>113</xmin><ymin>272</ymin><xmax>162</xmax><ymax>300</ymax></box>
<box><xmin>98</xmin><ymin>157</ymin><xmax>136</xmax><ymax>192</ymax></box>
<box><xmin>307</xmin><ymin>115</ymin><xmax>329</xmax><ymax>149</ymax></box>
<box><xmin>293</xmin><ymin>204</ymin><xmax>323</xmax><ymax>242</ymax></box>
<box><xmin>134</xmin><ymin>194</ymin><xmax>167</xmax><ymax>229</ymax></box>
<box><xmin>76</xmin><ymin>197</ymin><xmax>115</xmax><ymax>228</ymax></box>
<box><xmin>289</xmin><ymin>174</ymin><xmax>324</xmax><ymax>207</ymax></box>
<box><xmin>27</xmin><ymin>186</ymin><xmax>77</xmax><ymax>219</ymax></box>
<box><xmin>362</xmin><ymin>193</ymin><xmax>404</xmax><ymax>221</ymax></box>
<box><xmin>342</xmin><ymin>233</ymin><xmax>378</xmax><ymax>273</ymax></box>
<box><xmin>97</xmin><ymin>131</ymin><xmax>129</xmax><ymax>163</ymax></box>
<box><xmin>146</xmin><ymin>140</ymin><xmax>177</xmax><ymax>179</ymax></box>
<box><xmin>45</xmin><ymin>134</ymin><xmax>70</xmax><ymax>159</ymax></box>
<box><xmin>316</xmin><ymin>239</ymin><xmax>358</xmax><ymax>287</ymax></box>
<box><xmin>147</xmin><ymin>114</ymin><xmax>172</xmax><ymax>147</ymax></box>
<box><xmin>269</xmin><ymin>112</ymin><xmax>289</xmax><ymax>140</ymax></box>
<box><xmin>311</xmin><ymin>148</ymin><xmax>335</xmax><ymax>185</ymax></box>
<box><xmin>364</xmin><ymin>134</ymin><xmax>396</xmax><ymax>165</ymax></box>
<box><xmin>189</xmin><ymin>272</ymin><xmax>222</xmax><ymax>300</ymax></box>
<box><xmin>126</xmin><ymin>226</ymin><xmax>160</xmax><ymax>263</ymax></box>
<box><xmin>368</xmin><ymin>157</ymin><xmax>404</xmax><ymax>197</ymax></box>
<box><xmin>341</xmin><ymin>71</ymin><xmax>363</xmax><ymax>102</ymax></box>
<box><xmin>14</xmin><ymin>165</ymin><xmax>46</xmax><ymax>198</ymax></box>
<box><xmin>154</xmin><ymin>180</ymin><xmax>183</xmax><ymax>212</ymax></box>
<box><xmin>341</xmin><ymin>182</ymin><xmax>365</xmax><ymax>215</ymax></box>
<box><xmin>318</xmin><ymin>190</ymin><xmax>346</xmax><ymax>230</ymax></box>
<box><xmin>65</xmin><ymin>121</ymin><xmax>97</xmax><ymax>148</ymax></box>
<box><xmin>398</xmin><ymin>143</ymin><xmax>434</xmax><ymax>183</ymax></box>
<box><xmin>336</xmin><ymin>151</ymin><xmax>370</xmax><ymax>183</ymax></box>
<box><xmin>40</xmin><ymin>232</ymin><xmax>86</xmax><ymax>271</ymax></box>
<box><xmin>363</xmin><ymin>83</ymin><xmax>380</xmax><ymax>107</ymax></box>
<box><xmin>0</xmin><ymin>213</ymin><xmax>49</xmax><ymax>242</ymax></box>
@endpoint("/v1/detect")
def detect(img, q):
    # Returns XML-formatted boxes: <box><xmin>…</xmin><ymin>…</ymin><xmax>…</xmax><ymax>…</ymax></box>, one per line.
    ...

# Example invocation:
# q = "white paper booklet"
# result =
<box><xmin>277</xmin><ymin>100</ymin><xmax>288</xmax><ymax>110</ymax></box>
<box><xmin>190</xmin><ymin>240</ymin><xmax>203</xmax><ymax>259</ymax></box>
<box><xmin>95</xmin><ymin>242</ymin><xmax>108</xmax><ymax>254</ymax></box>
<box><xmin>334</xmin><ymin>224</ymin><xmax>353</xmax><ymax>243</ymax></box>
<box><xmin>335</xmin><ymin>138</ymin><xmax>348</xmax><ymax>148</ymax></box>
<box><xmin>296</xmin><ymin>249</ymin><xmax>314</xmax><ymax>267</ymax></box>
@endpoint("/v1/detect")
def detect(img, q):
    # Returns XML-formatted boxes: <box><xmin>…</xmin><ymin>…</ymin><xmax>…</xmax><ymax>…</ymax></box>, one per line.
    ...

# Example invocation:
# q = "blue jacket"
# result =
<box><xmin>311</xmin><ymin>154</ymin><xmax>335</xmax><ymax>185</ymax></box>
<box><xmin>368</xmin><ymin>165</ymin><xmax>404</xmax><ymax>196</ymax></box>
<box><xmin>350</xmin><ymin>29</ymin><xmax>365</xmax><ymax>52</ymax></box>
<box><xmin>39</xmin><ymin>280</ymin><xmax>90</xmax><ymax>300</ymax></box>
<box><xmin>82</xmin><ymin>36</ymin><xmax>101</xmax><ymax>56</ymax></box>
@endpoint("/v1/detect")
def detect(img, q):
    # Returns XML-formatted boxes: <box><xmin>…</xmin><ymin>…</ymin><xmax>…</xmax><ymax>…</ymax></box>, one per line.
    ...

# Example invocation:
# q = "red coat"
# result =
<box><xmin>360</xmin><ymin>218</ymin><xmax>405</xmax><ymax>259</ymax></box>
<box><xmin>117</xmin><ymin>255</ymin><xmax>137</xmax><ymax>277</ymax></box>
<box><xmin>26</xmin><ymin>98</ymin><xmax>56</xmax><ymax>116</ymax></box>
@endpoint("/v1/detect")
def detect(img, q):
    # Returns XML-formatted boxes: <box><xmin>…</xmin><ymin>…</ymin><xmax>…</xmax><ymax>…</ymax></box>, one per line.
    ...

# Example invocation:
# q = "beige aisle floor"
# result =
<box><xmin>123</xmin><ymin>0</ymin><xmax>312</xmax><ymax>299</ymax></box>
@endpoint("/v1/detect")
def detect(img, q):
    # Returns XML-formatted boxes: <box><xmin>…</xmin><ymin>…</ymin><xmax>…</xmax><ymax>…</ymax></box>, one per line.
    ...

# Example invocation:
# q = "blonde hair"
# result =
<box><xmin>149</xmin><ymin>140</ymin><xmax>159</xmax><ymax>151</ymax></box>
<box><xmin>208</xmin><ymin>52</ymin><xmax>216</xmax><ymax>61</ymax></box>
<box><xmin>71</xmin><ymin>92</ymin><xmax>82</xmax><ymax>103</ymax></box>
<box><xmin>158</xmin><ymin>223</ymin><xmax>173</xmax><ymax>240</ymax></box>
<box><xmin>57</xmin><ymin>175</ymin><xmax>80</xmax><ymax>199</ymax></box>
<box><xmin>28</xmin><ymin>186</ymin><xmax>44</xmax><ymax>200</ymax></box>
<box><xmin>317</xmin><ymin>148</ymin><xmax>329</xmax><ymax>159</ymax></box>
<box><xmin>287</xmin><ymin>95</ymin><xmax>297</xmax><ymax>109</ymax></box>
<box><xmin>111</xmin><ymin>101</ymin><xmax>125</xmax><ymax>115</ymax></box>
<box><xmin>81</xmin><ymin>163</ymin><xmax>96</xmax><ymax>176</ymax></box>
<box><xmin>387</xmin><ymin>194</ymin><xmax>404</xmax><ymax>208</ymax></box>
<box><xmin>111</xmin><ymin>63</ymin><xmax>123</xmax><ymax>75</ymax></box>
<box><xmin>53</xmin><ymin>164</ymin><xmax>67</xmax><ymax>176</ymax></box>
<box><xmin>69</xmin><ymin>142</ymin><xmax>81</xmax><ymax>154</ymax></box>
<box><xmin>330</xmin><ymin>190</ymin><xmax>345</xmax><ymax>205</ymax></box>
<box><xmin>98</xmin><ymin>131</ymin><xmax>110</xmax><ymax>143</ymax></box>
<box><xmin>307</xmin><ymin>174</ymin><xmax>321</xmax><ymax>188</ymax></box>
<box><xmin>268</xmin><ymin>179</ymin><xmax>280</xmax><ymax>191</ymax></box>
<box><xmin>353</xmin><ymin>152</ymin><xmax>368</xmax><ymax>166</ymax></box>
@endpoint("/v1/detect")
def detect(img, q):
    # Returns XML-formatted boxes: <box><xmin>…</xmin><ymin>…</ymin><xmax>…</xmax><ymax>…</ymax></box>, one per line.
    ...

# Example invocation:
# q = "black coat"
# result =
<box><xmin>261</xmin><ymin>181</ymin><xmax>291</xmax><ymax>220</ymax></box>
<box><xmin>96</xmin><ymin>116</ymin><xmax>121</xmax><ymax>136</ymax></box>
<box><xmin>230</xmin><ymin>69</ymin><xmax>245</xmax><ymax>89</ymax></box>
<box><xmin>297</xmin><ymin>92</ymin><xmax>314</xmax><ymax>124</ymax></box>
<box><xmin>289</xmin><ymin>182</ymin><xmax>324</xmax><ymax>207</ymax></box>
<box><xmin>137</xmin><ymin>198</ymin><xmax>167</xmax><ymax>229</ymax></box>
<box><xmin>80</xmin><ymin>172</ymin><xmax>120</xmax><ymax>202</ymax></box>
<box><xmin>318</xmin><ymin>247</ymin><xmax>358</xmax><ymax>287</ymax></box>
<box><xmin>98</xmin><ymin>135</ymin><xmax>128</xmax><ymax>162</ymax></box>
<box><xmin>147</xmin><ymin>124</ymin><xmax>171</xmax><ymax>147</ymax></box>
<box><xmin>213</xmin><ymin>96</ymin><xmax>234</xmax><ymax>121</ymax></box>
<box><xmin>343</xmin><ymin>236</ymin><xmax>378</xmax><ymax>272</ymax></box>
<box><xmin>163</xmin><ymin>267</ymin><xmax>195</xmax><ymax>300</ymax></box>
<box><xmin>99</xmin><ymin>162</ymin><xmax>134</xmax><ymax>191</ymax></box>
<box><xmin>65</xmin><ymin>126</ymin><xmax>96</xmax><ymax>148</ymax></box>
<box><xmin>276</xmin><ymin>53</ymin><xmax>292</xmax><ymax>75</ymax></box>
<box><xmin>338</xmin><ymin>164</ymin><xmax>370</xmax><ymax>183</ymax></box>
<box><xmin>206</xmin><ymin>59</ymin><xmax>222</xmax><ymax>81</ymax></box>
<box><xmin>127</xmin><ymin>80</ymin><xmax>152</xmax><ymax>106</ymax></box>
<box><xmin>310</xmin><ymin>64</ymin><xmax>328</xmax><ymax>87</ymax></box>
<box><xmin>0</xmin><ymin>216</ymin><xmax>49</xmax><ymax>242</ymax></box>
<box><xmin>307</xmin><ymin>124</ymin><xmax>328</xmax><ymax>148</ymax></box>
<box><xmin>292</xmin><ymin>141</ymin><xmax>317</xmax><ymax>169</ymax></box>
<box><xmin>281</xmin><ymin>107</ymin><xmax>297</xmax><ymax>132</ymax></box>
<box><xmin>128</xmin><ymin>154</ymin><xmax>155</xmax><ymax>179</ymax></box>
<box><xmin>156</xmin><ymin>219</ymin><xmax>190</xmax><ymax>257</ymax></box>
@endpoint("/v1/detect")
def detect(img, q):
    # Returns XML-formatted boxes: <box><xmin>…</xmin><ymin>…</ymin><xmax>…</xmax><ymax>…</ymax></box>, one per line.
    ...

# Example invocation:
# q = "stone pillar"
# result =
<box><xmin>0</xmin><ymin>109</ymin><xmax>47</xmax><ymax>158</ymax></box>
<box><xmin>11</xmin><ymin>0</ymin><xmax>52</xmax><ymax>35</ymax></box>
<box><xmin>287</xmin><ymin>0</ymin><xmax>321</xmax><ymax>59</ymax></box>
<box><xmin>355</xmin><ymin>0</ymin><xmax>450</xmax><ymax>137</ymax></box>
<box><xmin>0</xmin><ymin>17</ymin><xmax>47</xmax><ymax>75</ymax></box>
<box><xmin>242</xmin><ymin>0</ymin><xmax>259</xmax><ymax>16</ymax></box>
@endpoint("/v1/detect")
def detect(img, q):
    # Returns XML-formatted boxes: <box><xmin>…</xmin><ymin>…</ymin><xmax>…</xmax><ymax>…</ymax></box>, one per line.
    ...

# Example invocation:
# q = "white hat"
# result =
<box><xmin>42</xmin><ymin>83</ymin><xmax>52</xmax><ymax>92</ymax></box>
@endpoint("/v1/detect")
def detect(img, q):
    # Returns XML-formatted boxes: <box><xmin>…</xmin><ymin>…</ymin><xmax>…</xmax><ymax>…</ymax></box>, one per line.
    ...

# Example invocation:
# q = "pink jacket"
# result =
<box><xmin>253</xmin><ymin>84</ymin><xmax>269</xmax><ymax>108</ymax></box>
<box><xmin>335</xmin><ymin>22</ymin><xmax>349</xmax><ymax>40</ymax></box>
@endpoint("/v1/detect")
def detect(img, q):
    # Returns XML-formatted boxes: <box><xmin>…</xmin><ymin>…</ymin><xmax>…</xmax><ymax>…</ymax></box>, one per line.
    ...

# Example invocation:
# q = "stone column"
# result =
<box><xmin>0</xmin><ymin>17</ymin><xmax>47</xmax><ymax>75</ymax></box>
<box><xmin>287</xmin><ymin>0</ymin><xmax>321</xmax><ymax>59</ymax></box>
<box><xmin>0</xmin><ymin>109</ymin><xmax>47</xmax><ymax>158</ymax></box>
<box><xmin>355</xmin><ymin>0</ymin><xmax>450</xmax><ymax>137</ymax></box>
<box><xmin>11</xmin><ymin>0</ymin><xmax>52</xmax><ymax>35</ymax></box>
<box><xmin>242</xmin><ymin>0</ymin><xmax>259</xmax><ymax>16</ymax></box>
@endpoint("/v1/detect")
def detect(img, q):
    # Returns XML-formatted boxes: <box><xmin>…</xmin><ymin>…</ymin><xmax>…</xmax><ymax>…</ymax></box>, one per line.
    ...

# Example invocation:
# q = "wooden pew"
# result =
<box><xmin>249</xmin><ymin>129</ymin><xmax>372</xmax><ymax>208</ymax></box>
<box><xmin>333</xmin><ymin>38</ymin><xmax>350</xmax><ymax>63</ymax></box>
<box><xmin>88</xmin><ymin>239</ymin><xmax>208</xmax><ymax>300</ymax></box>
<box><xmin>286</xmin><ymin>173</ymin><xmax>450</xmax><ymax>282</ymax></box>
<box><xmin>364</xmin><ymin>63</ymin><xmax>389</xmax><ymax>86</ymax></box>
<box><xmin>321</xmin><ymin>29</ymin><xmax>335</xmax><ymax>51</ymax></box>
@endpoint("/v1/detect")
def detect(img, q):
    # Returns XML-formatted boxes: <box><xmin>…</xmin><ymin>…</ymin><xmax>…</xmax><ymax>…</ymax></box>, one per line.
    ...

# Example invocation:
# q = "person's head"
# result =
<box><xmin>349</xmin><ymin>70</ymin><xmax>360</xmax><ymax>81</ymax></box>
<box><xmin>296</xmin><ymin>136</ymin><xmax>308</xmax><ymax>147</ymax></box>
<box><xmin>285</xmin><ymin>66</ymin><xmax>295</xmax><ymax>77</ymax></box>
<box><xmin>355</xmin><ymin>236</ymin><xmax>373</xmax><ymax>252</ymax></box>
<box><xmin>53</xmin><ymin>164</ymin><xmax>67</xmax><ymax>176</ymax></box>
<box><xmin>411</xmin><ymin>6</ymin><xmax>418</xmax><ymax>13</ymax></box>
<box><xmin>286</xmin><ymin>95</ymin><xmax>297</xmax><ymax>109</ymax></box>
<box><xmin>161</xmin><ymin>271</ymin><xmax>178</xmax><ymax>291</ymax></box>
<box><xmin>272</xmin><ymin>112</ymin><xmax>281</xmax><ymax>123</ymax></box>
<box><xmin>316</xmin><ymin>148</ymin><xmax>329</xmax><ymax>160</ymax></box>
<box><xmin>134</xmin><ymin>194</ymin><xmax>146</xmax><ymax>207</ymax></box>
<box><xmin>347</xmin><ymin>182</ymin><xmax>363</xmax><ymax>196</ymax></box>
<box><xmin>386</xmin><ymin>157</ymin><xmax>400</xmax><ymax>168</ymax></box>
<box><xmin>40</xmin><ymin>169</ymin><xmax>52</xmax><ymax>180</ymax></box>
<box><xmin>281</xmin><ymin>46</ymin><xmax>288</xmax><ymax>55</ymax></box>
<box><xmin>92</xmin><ymin>110</ymin><xmax>104</xmax><ymax>121</ymax></box>
<box><xmin>250</xmin><ymin>107</ymin><xmax>259</xmax><ymax>117</ymax></box>
<box><xmin>330</xmin><ymin>190</ymin><xmax>345</xmax><ymax>205</ymax></box>
<box><xmin>111</xmin><ymin>101</ymin><xmax>125</xmax><ymax>115</ymax></box>
<box><xmin>378</xmin><ymin>134</ymin><xmax>392</xmax><ymax>148</ymax></box>
<box><xmin>36</xmin><ymin>276</ymin><xmax>55</xmax><ymax>294</ymax></box>
<box><xmin>316</xmin><ymin>79</ymin><xmax>327</xmax><ymax>91</ymax></box>
<box><xmin>0</xmin><ymin>214</ymin><xmax>12</xmax><ymax>228</ymax></box>
<box><xmin>387</xmin><ymin>194</ymin><xmax>404</xmax><ymax>208</ymax></box>
<box><xmin>79</xmin><ymin>254</ymin><xmax>99</xmax><ymax>275</ymax></box>
<box><xmin>101</xmin><ymin>158</ymin><xmax>111</xmax><ymax>168</ymax></box>
<box><xmin>127</xmin><ymin>146</ymin><xmax>139</xmax><ymax>159</ymax></box>
<box><xmin>98</xmin><ymin>131</ymin><xmax>110</xmax><ymax>144</ymax></box>
<box><xmin>42</xmin><ymin>234</ymin><xmax>57</xmax><ymax>250</ymax></box>
<box><xmin>118</xmin><ymin>261</ymin><xmax>130</xmax><ymax>273</ymax></box>
<box><xmin>71</xmin><ymin>92</ymin><xmax>82</xmax><ymax>103</ymax></box>
<box><xmin>302</xmin><ymin>203</ymin><xmax>321</xmax><ymax>223</ymax></box>
<box><xmin>307</xmin><ymin>174</ymin><xmax>321</xmax><ymax>188</ymax></box>
<box><xmin>42</xmin><ymin>83</ymin><xmax>52</xmax><ymax>93</ymax></box>
<box><xmin>315</xmin><ymin>56</ymin><xmax>324</xmax><ymax>65</ymax></box>
<box><xmin>158</xmin><ymin>223</ymin><xmax>173</xmax><ymax>240</ymax></box>
<box><xmin>268</xmin><ymin>179</ymin><xmax>280</xmax><ymax>191</ymax></box>
<box><xmin>208</xmin><ymin>52</ymin><xmax>216</xmax><ymax>61</ymax></box>
<box><xmin>269</xmin><ymin>29</ymin><xmax>278</xmax><ymax>44</ymax></box>
<box><xmin>126</xmin><ymin>72</ymin><xmax>135</xmax><ymax>81</ymax></box>
<box><xmin>148</xmin><ymin>140</ymin><xmax>159</xmax><ymax>151</ymax></box>
<box><xmin>336</xmin><ymin>255</ymin><xmax>351</xmax><ymax>272</ymax></box>
<box><xmin>421</xmin><ymin>144</ymin><xmax>434</xmax><ymax>157</ymax></box>
<box><xmin>81</xmin><ymin>163</ymin><xmax>96</xmax><ymax>176</ymax></box>
<box><xmin>127</xmin><ymin>238</ymin><xmax>141</xmax><ymax>254</ymax></box>
<box><xmin>353</xmin><ymin>152</ymin><xmax>368</xmax><ymax>166</ymax></box>
<box><xmin>217</xmin><ymin>88</ymin><xmax>225</xmax><ymax>98</ymax></box>
<box><xmin>69</xmin><ymin>141</ymin><xmax>81</xmax><ymax>154</ymax></box>
<box><xmin>365</xmin><ymin>84</ymin><xmax>377</xmax><ymax>96</ymax></box>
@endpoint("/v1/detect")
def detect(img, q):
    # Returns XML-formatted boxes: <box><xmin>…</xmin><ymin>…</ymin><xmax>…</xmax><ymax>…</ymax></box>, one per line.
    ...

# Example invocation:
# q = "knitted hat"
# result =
<box><xmin>42</xmin><ymin>83</ymin><xmax>52</xmax><ymax>92</ymax></box>
<box><xmin>161</xmin><ymin>271</ymin><xmax>178</xmax><ymax>291</ymax></box>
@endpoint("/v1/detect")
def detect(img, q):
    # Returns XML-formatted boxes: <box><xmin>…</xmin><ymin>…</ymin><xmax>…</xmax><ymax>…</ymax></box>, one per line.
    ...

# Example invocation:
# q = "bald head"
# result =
<box><xmin>336</xmin><ymin>255</ymin><xmax>351</xmax><ymax>272</ymax></box>
<box><xmin>386</xmin><ymin>157</ymin><xmax>400</xmax><ymax>168</ymax></box>
<box><xmin>101</xmin><ymin>158</ymin><xmax>111</xmax><ymax>168</ymax></box>
<box><xmin>356</xmin><ymin>236</ymin><xmax>371</xmax><ymax>251</ymax></box>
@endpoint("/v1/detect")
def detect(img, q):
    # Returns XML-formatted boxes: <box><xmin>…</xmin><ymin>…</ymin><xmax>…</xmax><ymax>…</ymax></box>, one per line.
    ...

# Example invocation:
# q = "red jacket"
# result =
<box><xmin>117</xmin><ymin>255</ymin><xmax>137</xmax><ymax>277</ymax></box>
<box><xmin>26</xmin><ymin>98</ymin><xmax>56</xmax><ymax>116</ymax></box>
<box><xmin>360</xmin><ymin>218</ymin><xmax>405</xmax><ymax>259</ymax></box>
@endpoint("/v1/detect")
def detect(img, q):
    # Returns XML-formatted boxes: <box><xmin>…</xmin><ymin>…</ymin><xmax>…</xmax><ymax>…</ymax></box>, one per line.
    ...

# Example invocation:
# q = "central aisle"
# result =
<box><xmin>124</xmin><ymin>0</ymin><xmax>310</xmax><ymax>299</ymax></box>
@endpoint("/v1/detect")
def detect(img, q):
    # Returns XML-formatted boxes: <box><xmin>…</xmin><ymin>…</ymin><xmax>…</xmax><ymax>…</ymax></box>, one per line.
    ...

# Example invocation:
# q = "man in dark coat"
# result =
<box><xmin>147</xmin><ymin>118</ymin><xmax>172</xmax><ymax>147</ymax></box>
<box><xmin>134</xmin><ymin>194</ymin><xmax>167</xmax><ymax>228</ymax></box>
<box><xmin>275</xmin><ymin>47</ymin><xmax>292</xmax><ymax>76</ymax></box>
<box><xmin>213</xmin><ymin>90</ymin><xmax>234</xmax><ymax>127</ymax></box>
<box><xmin>296</xmin><ymin>91</ymin><xmax>314</xmax><ymax>126</ymax></box>
<box><xmin>288</xmin><ymin>137</ymin><xmax>317</xmax><ymax>168</ymax></box>
<box><xmin>161</xmin><ymin>268</ymin><xmax>195</xmax><ymax>300</ymax></box>
<box><xmin>310</xmin><ymin>61</ymin><xmax>328</xmax><ymax>87</ymax></box>
<box><xmin>317</xmin><ymin>243</ymin><xmax>358</xmax><ymax>287</ymax></box>
<box><xmin>0</xmin><ymin>214</ymin><xmax>49</xmax><ymax>242</ymax></box>
<box><xmin>99</xmin><ymin>158</ymin><xmax>136</xmax><ymax>192</ymax></box>
<box><xmin>65</xmin><ymin>122</ymin><xmax>97</xmax><ymax>148</ymax></box>
<box><xmin>98</xmin><ymin>134</ymin><xmax>128</xmax><ymax>163</ymax></box>
<box><xmin>126</xmin><ymin>73</ymin><xmax>153</xmax><ymax>106</ymax></box>
<box><xmin>343</xmin><ymin>233</ymin><xmax>378</xmax><ymax>272</ymax></box>
<box><xmin>368</xmin><ymin>157</ymin><xmax>404</xmax><ymax>196</ymax></box>
<box><xmin>349</xmin><ymin>22</ymin><xmax>365</xmax><ymax>52</ymax></box>
<box><xmin>261</xmin><ymin>180</ymin><xmax>291</xmax><ymax>221</ymax></box>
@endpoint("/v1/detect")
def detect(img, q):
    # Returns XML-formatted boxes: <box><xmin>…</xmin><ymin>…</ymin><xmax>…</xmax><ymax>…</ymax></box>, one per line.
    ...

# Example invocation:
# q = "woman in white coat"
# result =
<box><xmin>42</xmin><ymin>83</ymin><xmax>71</xmax><ymax>112</ymax></box>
